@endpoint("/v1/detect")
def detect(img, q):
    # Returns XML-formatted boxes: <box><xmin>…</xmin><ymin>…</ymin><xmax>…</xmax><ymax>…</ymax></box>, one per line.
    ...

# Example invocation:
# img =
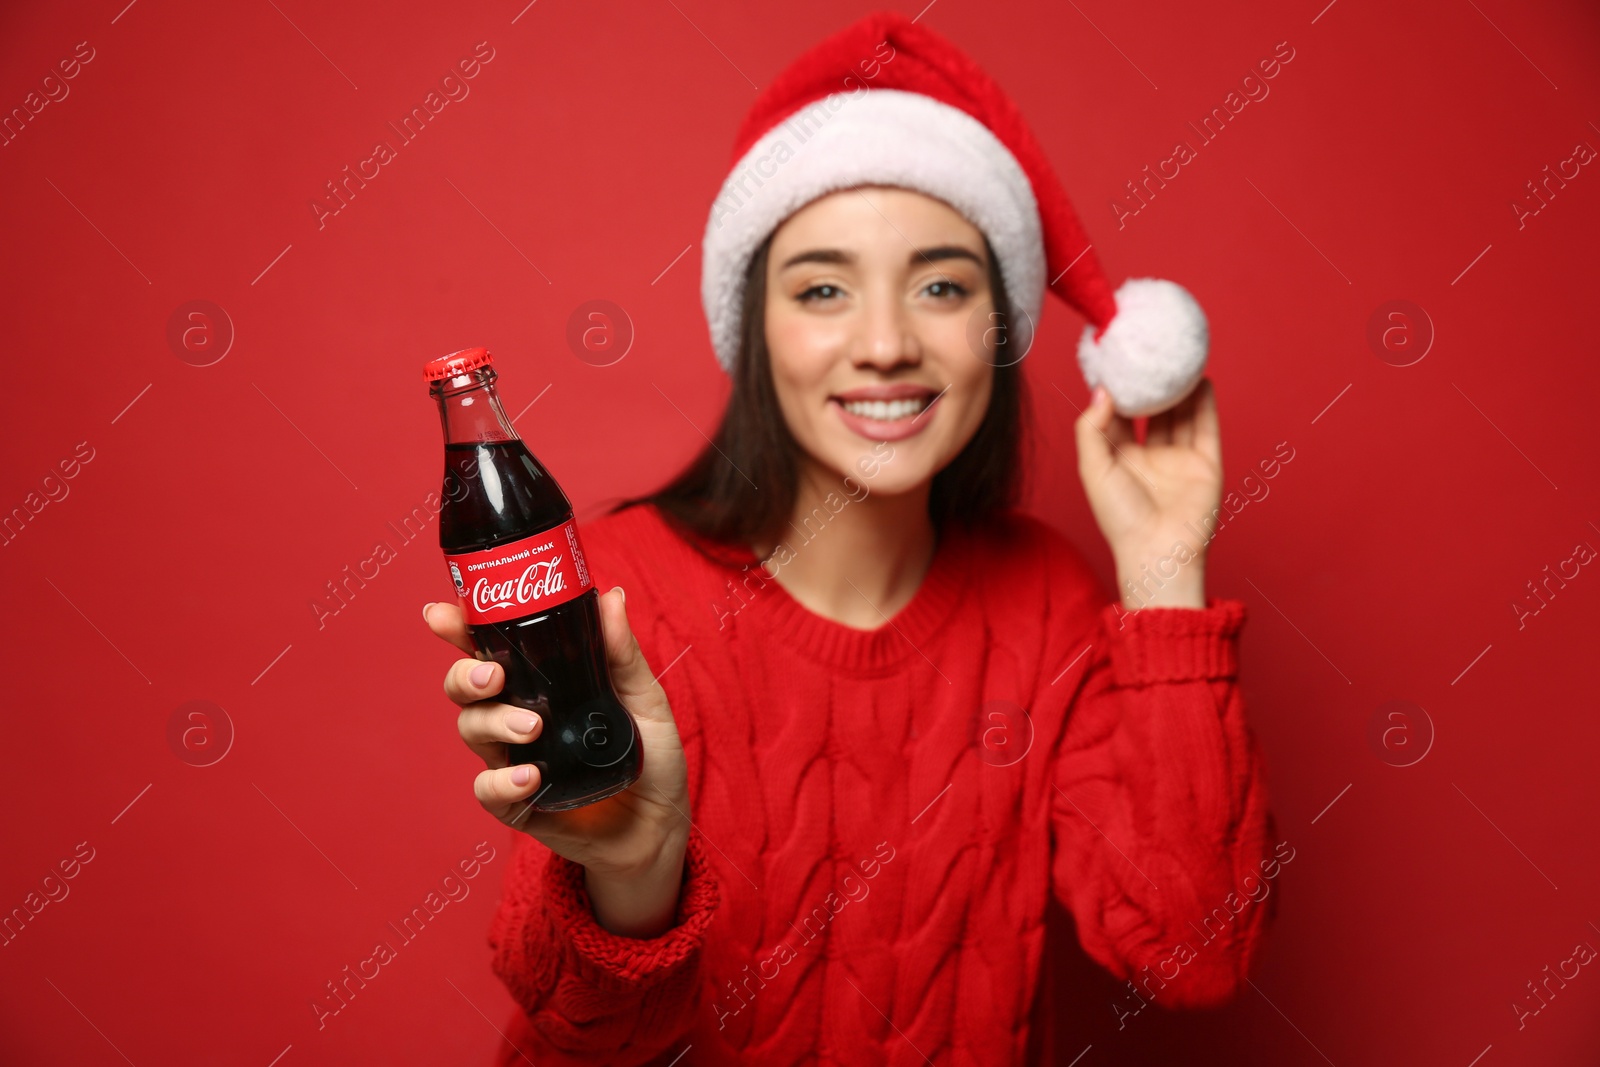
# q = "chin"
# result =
<box><xmin>826</xmin><ymin>450</ymin><xmax>934</xmax><ymax>496</ymax></box>
<box><xmin>863</xmin><ymin>473</ymin><xmax>932</xmax><ymax>498</ymax></box>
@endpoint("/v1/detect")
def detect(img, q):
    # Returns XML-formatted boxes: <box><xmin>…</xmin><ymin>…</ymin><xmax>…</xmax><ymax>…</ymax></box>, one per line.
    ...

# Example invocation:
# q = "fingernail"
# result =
<box><xmin>509</xmin><ymin>712</ymin><xmax>539</xmax><ymax>735</ymax></box>
<box><xmin>470</xmin><ymin>662</ymin><xmax>495</xmax><ymax>688</ymax></box>
<box><xmin>511</xmin><ymin>764</ymin><xmax>532</xmax><ymax>786</ymax></box>
<box><xmin>423</xmin><ymin>602</ymin><xmax>436</xmax><ymax>620</ymax></box>
<box><xmin>614</xmin><ymin>585</ymin><xmax>625</xmax><ymax>605</ymax></box>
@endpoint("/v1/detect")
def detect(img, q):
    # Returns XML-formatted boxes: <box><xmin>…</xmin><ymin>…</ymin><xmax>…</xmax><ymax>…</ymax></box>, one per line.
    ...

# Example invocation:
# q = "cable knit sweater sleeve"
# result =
<box><xmin>487</xmin><ymin>828</ymin><xmax>719</xmax><ymax>1063</ymax></box>
<box><xmin>1042</xmin><ymin>534</ymin><xmax>1275</xmax><ymax>1009</ymax></box>
<box><xmin>484</xmin><ymin>520</ymin><xmax>721</xmax><ymax>1065</ymax></box>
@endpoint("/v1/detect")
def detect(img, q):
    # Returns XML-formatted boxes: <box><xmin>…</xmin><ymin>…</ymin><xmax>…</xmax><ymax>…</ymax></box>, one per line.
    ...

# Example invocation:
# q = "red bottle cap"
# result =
<box><xmin>423</xmin><ymin>346</ymin><xmax>494</xmax><ymax>383</ymax></box>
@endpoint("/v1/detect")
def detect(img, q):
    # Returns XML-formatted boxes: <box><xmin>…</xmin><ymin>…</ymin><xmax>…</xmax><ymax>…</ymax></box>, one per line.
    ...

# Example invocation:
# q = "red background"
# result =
<box><xmin>3</xmin><ymin>1</ymin><xmax>1598</xmax><ymax>1063</ymax></box>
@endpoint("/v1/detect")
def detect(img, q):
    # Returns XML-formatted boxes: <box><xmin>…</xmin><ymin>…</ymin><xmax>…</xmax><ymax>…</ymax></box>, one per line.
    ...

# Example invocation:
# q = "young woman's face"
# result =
<box><xmin>763</xmin><ymin>185</ymin><xmax>997</xmax><ymax>497</ymax></box>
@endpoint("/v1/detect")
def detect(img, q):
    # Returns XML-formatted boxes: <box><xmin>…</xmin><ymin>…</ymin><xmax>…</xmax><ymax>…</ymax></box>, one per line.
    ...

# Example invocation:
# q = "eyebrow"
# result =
<box><xmin>777</xmin><ymin>245</ymin><xmax>986</xmax><ymax>272</ymax></box>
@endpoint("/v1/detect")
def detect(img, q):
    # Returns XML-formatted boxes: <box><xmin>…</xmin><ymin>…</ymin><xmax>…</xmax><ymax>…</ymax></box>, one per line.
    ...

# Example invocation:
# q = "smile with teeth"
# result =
<box><xmin>836</xmin><ymin>395</ymin><xmax>933</xmax><ymax>421</ymax></box>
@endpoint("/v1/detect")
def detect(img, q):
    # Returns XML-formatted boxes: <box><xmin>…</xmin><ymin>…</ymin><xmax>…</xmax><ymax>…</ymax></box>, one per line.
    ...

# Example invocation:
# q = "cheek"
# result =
<box><xmin>766</xmin><ymin>305</ymin><xmax>838</xmax><ymax>362</ymax></box>
<box><xmin>764</xmin><ymin>354</ymin><xmax>827</xmax><ymax>447</ymax></box>
<box><xmin>766</xmin><ymin>311</ymin><xmax>837</xmax><ymax>396</ymax></box>
<box><xmin>770</xmin><ymin>367</ymin><xmax>813</xmax><ymax>433</ymax></box>
<box><xmin>935</xmin><ymin>330</ymin><xmax>995</xmax><ymax>426</ymax></box>
<box><xmin>956</xmin><ymin>372</ymin><xmax>994</xmax><ymax>439</ymax></box>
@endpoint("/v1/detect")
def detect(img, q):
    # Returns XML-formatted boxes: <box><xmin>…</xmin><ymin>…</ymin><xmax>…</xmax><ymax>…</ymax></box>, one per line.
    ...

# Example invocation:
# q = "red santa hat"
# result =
<box><xmin>699</xmin><ymin>10</ymin><xmax>1208</xmax><ymax>417</ymax></box>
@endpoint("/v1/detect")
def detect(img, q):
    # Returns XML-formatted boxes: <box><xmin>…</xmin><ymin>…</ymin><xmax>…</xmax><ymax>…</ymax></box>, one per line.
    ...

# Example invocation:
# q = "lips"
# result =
<box><xmin>828</xmin><ymin>386</ymin><xmax>945</xmax><ymax>442</ymax></box>
<box><xmin>830</xmin><ymin>384</ymin><xmax>940</xmax><ymax>403</ymax></box>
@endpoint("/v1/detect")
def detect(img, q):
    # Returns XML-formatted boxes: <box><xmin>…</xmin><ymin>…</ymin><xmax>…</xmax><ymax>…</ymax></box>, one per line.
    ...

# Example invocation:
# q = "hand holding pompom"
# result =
<box><xmin>1074</xmin><ymin>377</ymin><xmax>1222</xmax><ymax>609</ymax></box>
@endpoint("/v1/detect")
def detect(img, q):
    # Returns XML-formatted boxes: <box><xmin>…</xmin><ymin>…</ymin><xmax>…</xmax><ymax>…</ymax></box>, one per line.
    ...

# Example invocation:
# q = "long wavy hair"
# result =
<box><xmin>608</xmin><ymin>225</ymin><xmax>1033</xmax><ymax>561</ymax></box>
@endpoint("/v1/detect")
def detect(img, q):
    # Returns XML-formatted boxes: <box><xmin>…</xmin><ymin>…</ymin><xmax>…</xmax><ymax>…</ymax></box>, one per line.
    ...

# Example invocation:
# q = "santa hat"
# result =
<box><xmin>699</xmin><ymin>10</ymin><xmax>1208</xmax><ymax>417</ymax></box>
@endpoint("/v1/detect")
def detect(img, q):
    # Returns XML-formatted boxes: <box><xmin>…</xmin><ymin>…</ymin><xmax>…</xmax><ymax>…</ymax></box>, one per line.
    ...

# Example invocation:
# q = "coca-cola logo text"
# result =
<box><xmin>471</xmin><ymin>556</ymin><xmax>566</xmax><ymax>612</ymax></box>
<box><xmin>445</xmin><ymin>521</ymin><xmax>591</xmax><ymax>622</ymax></box>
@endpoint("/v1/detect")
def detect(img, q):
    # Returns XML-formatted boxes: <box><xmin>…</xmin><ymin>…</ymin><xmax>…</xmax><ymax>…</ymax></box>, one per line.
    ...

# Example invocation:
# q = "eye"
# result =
<box><xmin>797</xmin><ymin>284</ymin><xmax>842</xmax><ymax>303</ymax></box>
<box><xmin>924</xmin><ymin>279</ymin><xmax>969</xmax><ymax>300</ymax></box>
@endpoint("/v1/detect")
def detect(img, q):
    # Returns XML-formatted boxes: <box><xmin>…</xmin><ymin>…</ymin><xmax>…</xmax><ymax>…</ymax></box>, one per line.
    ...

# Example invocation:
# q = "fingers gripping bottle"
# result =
<box><xmin>425</xmin><ymin>347</ymin><xmax>642</xmax><ymax>811</ymax></box>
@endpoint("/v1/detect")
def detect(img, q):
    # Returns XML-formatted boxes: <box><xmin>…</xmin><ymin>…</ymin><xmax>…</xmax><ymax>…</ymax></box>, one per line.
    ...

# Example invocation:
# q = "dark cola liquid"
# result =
<box><xmin>439</xmin><ymin>441</ymin><xmax>642</xmax><ymax>812</ymax></box>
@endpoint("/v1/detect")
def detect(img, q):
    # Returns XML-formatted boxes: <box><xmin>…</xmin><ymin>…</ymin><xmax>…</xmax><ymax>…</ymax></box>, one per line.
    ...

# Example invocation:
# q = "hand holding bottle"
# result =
<box><xmin>425</xmin><ymin>587</ymin><xmax>692</xmax><ymax>886</ymax></box>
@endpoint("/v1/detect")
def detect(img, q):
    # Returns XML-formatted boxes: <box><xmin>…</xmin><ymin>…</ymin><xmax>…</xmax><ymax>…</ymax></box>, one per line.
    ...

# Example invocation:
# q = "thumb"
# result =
<box><xmin>1075</xmin><ymin>385</ymin><xmax>1117</xmax><ymax>484</ymax></box>
<box><xmin>598</xmin><ymin>585</ymin><xmax>671</xmax><ymax>720</ymax></box>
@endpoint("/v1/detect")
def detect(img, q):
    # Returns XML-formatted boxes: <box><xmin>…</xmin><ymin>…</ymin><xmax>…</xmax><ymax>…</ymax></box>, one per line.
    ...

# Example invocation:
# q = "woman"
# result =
<box><xmin>424</xmin><ymin>12</ymin><xmax>1274</xmax><ymax>1065</ymax></box>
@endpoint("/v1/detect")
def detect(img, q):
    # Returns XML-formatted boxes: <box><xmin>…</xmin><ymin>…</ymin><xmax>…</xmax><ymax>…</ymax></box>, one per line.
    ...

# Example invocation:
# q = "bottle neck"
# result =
<box><xmin>432</xmin><ymin>367</ymin><xmax>518</xmax><ymax>445</ymax></box>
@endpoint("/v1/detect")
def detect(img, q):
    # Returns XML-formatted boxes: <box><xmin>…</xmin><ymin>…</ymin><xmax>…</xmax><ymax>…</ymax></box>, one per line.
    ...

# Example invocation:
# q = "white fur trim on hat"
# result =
<box><xmin>700</xmin><ymin>88</ymin><xmax>1045</xmax><ymax>374</ymax></box>
<box><xmin>1076</xmin><ymin>278</ymin><xmax>1209</xmax><ymax>417</ymax></box>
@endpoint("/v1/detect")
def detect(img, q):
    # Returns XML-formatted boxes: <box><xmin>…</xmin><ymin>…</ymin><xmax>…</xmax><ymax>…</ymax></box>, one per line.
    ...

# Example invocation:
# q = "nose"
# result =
<box><xmin>851</xmin><ymin>287</ymin><xmax>921</xmax><ymax>371</ymax></box>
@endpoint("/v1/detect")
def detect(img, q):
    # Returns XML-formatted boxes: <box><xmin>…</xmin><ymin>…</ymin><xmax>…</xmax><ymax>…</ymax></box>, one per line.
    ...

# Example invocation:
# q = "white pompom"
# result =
<box><xmin>1076</xmin><ymin>278</ymin><xmax>1209</xmax><ymax>417</ymax></box>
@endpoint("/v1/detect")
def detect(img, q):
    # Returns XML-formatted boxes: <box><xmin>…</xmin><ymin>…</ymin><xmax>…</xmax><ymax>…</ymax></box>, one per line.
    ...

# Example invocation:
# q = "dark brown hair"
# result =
<box><xmin>609</xmin><ymin>228</ymin><xmax>1032</xmax><ymax>558</ymax></box>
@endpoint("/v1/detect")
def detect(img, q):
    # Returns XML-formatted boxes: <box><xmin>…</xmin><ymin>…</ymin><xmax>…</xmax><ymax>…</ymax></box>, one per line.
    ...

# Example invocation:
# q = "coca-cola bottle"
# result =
<box><xmin>425</xmin><ymin>346</ymin><xmax>642</xmax><ymax>811</ymax></box>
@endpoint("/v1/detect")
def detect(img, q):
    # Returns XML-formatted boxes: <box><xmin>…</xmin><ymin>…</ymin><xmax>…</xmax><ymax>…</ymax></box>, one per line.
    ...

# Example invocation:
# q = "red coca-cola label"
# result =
<box><xmin>444</xmin><ymin>519</ymin><xmax>593</xmax><ymax>624</ymax></box>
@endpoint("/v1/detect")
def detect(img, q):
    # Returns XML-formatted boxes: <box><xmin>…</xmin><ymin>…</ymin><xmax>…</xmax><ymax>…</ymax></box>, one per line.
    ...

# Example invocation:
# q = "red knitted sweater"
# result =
<box><xmin>487</xmin><ymin>501</ymin><xmax>1275</xmax><ymax>1065</ymax></box>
